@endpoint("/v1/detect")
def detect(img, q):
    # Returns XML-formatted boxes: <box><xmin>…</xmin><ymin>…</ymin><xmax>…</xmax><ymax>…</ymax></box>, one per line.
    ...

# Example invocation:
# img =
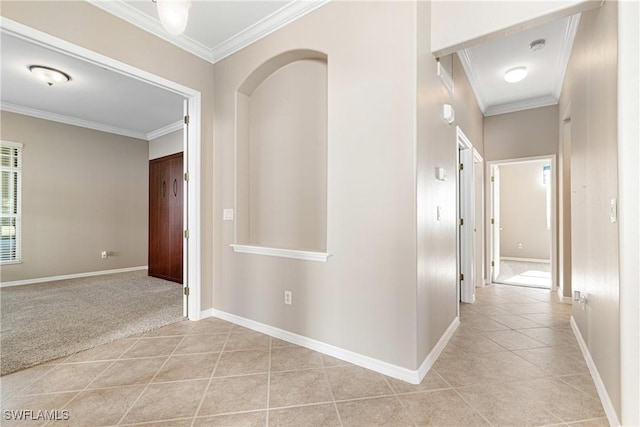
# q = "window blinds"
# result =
<box><xmin>1</xmin><ymin>141</ymin><xmax>22</xmax><ymax>263</ymax></box>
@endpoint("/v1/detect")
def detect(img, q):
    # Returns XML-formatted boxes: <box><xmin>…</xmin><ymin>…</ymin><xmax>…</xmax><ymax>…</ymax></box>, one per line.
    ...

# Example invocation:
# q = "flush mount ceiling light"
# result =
<box><xmin>28</xmin><ymin>65</ymin><xmax>71</xmax><ymax>86</ymax></box>
<box><xmin>155</xmin><ymin>0</ymin><xmax>192</xmax><ymax>35</ymax></box>
<box><xmin>504</xmin><ymin>66</ymin><xmax>528</xmax><ymax>83</ymax></box>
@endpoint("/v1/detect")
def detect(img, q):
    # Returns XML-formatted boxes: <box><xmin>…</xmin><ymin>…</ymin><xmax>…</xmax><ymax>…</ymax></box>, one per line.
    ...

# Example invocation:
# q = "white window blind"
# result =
<box><xmin>1</xmin><ymin>141</ymin><xmax>22</xmax><ymax>263</ymax></box>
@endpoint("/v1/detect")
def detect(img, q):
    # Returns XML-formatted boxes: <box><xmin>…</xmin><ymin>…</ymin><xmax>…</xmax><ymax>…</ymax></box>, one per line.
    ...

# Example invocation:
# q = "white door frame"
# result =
<box><xmin>486</xmin><ymin>155</ymin><xmax>557</xmax><ymax>291</ymax></box>
<box><xmin>456</xmin><ymin>127</ymin><xmax>475</xmax><ymax>303</ymax></box>
<box><xmin>2</xmin><ymin>18</ymin><xmax>203</xmax><ymax>320</ymax></box>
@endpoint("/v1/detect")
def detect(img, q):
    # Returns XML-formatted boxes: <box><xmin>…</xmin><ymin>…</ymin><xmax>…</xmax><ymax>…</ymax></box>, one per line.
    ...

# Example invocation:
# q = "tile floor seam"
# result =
<box><xmin>43</xmin><ymin>342</ymin><xmax>139</xmax><ymax>427</ymax></box>
<box><xmin>320</xmin><ymin>352</ymin><xmax>344</xmax><ymax>427</ymax></box>
<box><xmin>115</xmin><ymin>333</ymin><xmax>189</xmax><ymax>425</ymax></box>
<box><xmin>189</xmin><ymin>325</ymin><xmax>232</xmax><ymax>427</ymax></box>
<box><xmin>450</xmin><ymin>381</ymin><xmax>501</xmax><ymax>427</ymax></box>
<box><xmin>265</xmin><ymin>334</ymin><xmax>272</xmax><ymax>427</ymax></box>
<box><xmin>381</xmin><ymin>374</ymin><xmax>418</xmax><ymax>427</ymax></box>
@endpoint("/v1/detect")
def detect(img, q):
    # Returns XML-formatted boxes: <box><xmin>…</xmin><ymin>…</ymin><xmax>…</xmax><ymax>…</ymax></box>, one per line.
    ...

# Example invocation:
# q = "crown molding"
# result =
<box><xmin>456</xmin><ymin>49</ymin><xmax>487</xmax><ymax>113</ymax></box>
<box><xmin>147</xmin><ymin>120</ymin><xmax>183</xmax><ymax>140</ymax></box>
<box><xmin>211</xmin><ymin>0</ymin><xmax>331</xmax><ymax>63</ymax></box>
<box><xmin>484</xmin><ymin>94</ymin><xmax>558</xmax><ymax>117</ymax></box>
<box><xmin>553</xmin><ymin>13</ymin><xmax>581</xmax><ymax>100</ymax></box>
<box><xmin>87</xmin><ymin>0</ymin><xmax>213</xmax><ymax>63</ymax></box>
<box><xmin>87</xmin><ymin>0</ymin><xmax>330</xmax><ymax>64</ymax></box>
<box><xmin>1</xmin><ymin>103</ymin><xmax>148</xmax><ymax>140</ymax></box>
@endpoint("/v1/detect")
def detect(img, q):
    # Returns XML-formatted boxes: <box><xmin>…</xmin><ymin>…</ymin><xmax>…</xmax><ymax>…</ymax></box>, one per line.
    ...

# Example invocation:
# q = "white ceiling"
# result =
<box><xmin>458</xmin><ymin>14</ymin><xmax>580</xmax><ymax>116</ymax></box>
<box><xmin>1</xmin><ymin>2</ymin><xmax>581</xmax><ymax>139</ymax></box>
<box><xmin>0</xmin><ymin>32</ymin><xmax>184</xmax><ymax>140</ymax></box>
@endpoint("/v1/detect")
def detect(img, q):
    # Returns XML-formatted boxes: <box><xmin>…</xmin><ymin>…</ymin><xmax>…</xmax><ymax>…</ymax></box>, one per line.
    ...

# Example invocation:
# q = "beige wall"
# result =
<box><xmin>0</xmin><ymin>112</ymin><xmax>148</xmax><ymax>282</ymax></box>
<box><xmin>415</xmin><ymin>3</ymin><xmax>459</xmax><ymax>364</ymax></box>
<box><xmin>499</xmin><ymin>161</ymin><xmax>551</xmax><ymax>260</ymax></box>
<box><xmin>215</xmin><ymin>1</ymin><xmax>420</xmax><ymax>370</ymax></box>
<box><xmin>1</xmin><ymin>1</ymin><xmax>215</xmax><ymax>308</ymax></box>
<box><xmin>560</xmin><ymin>1</ymin><xmax>620</xmax><ymax>416</ymax></box>
<box><xmin>484</xmin><ymin>105</ymin><xmax>559</xmax><ymax>161</ymax></box>
<box><xmin>243</xmin><ymin>59</ymin><xmax>327</xmax><ymax>251</ymax></box>
<box><xmin>149</xmin><ymin>130</ymin><xmax>182</xmax><ymax>160</ymax></box>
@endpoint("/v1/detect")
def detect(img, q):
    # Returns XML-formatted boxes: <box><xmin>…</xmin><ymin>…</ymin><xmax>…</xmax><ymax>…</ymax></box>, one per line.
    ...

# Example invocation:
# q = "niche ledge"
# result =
<box><xmin>230</xmin><ymin>244</ymin><xmax>330</xmax><ymax>262</ymax></box>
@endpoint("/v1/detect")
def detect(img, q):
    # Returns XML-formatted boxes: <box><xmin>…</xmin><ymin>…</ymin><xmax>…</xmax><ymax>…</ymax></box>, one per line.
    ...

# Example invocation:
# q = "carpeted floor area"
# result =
<box><xmin>0</xmin><ymin>270</ymin><xmax>183</xmax><ymax>375</ymax></box>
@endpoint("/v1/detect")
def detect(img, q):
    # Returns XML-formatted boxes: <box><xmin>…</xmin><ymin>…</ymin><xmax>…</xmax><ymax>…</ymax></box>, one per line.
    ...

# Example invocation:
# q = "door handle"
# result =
<box><xmin>162</xmin><ymin>180</ymin><xmax>166</xmax><ymax>197</ymax></box>
<box><xmin>173</xmin><ymin>179</ymin><xmax>178</xmax><ymax>197</ymax></box>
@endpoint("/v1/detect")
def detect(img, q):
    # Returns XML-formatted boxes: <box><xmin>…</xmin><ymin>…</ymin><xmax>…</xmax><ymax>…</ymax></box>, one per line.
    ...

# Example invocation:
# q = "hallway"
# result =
<box><xmin>0</xmin><ymin>285</ymin><xmax>607</xmax><ymax>426</ymax></box>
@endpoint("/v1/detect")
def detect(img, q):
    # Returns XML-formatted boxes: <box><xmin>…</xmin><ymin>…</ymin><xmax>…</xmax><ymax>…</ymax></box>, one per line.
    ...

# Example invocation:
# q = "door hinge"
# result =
<box><xmin>491</xmin><ymin>176</ymin><xmax>495</xmax><ymax>182</ymax></box>
<box><xmin>184</xmin><ymin>286</ymin><xmax>190</xmax><ymax>296</ymax></box>
<box><xmin>460</xmin><ymin>218</ymin><xmax>464</xmax><ymax>226</ymax></box>
<box><xmin>184</xmin><ymin>172</ymin><xmax>189</xmax><ymax>182</ymax></box>
<box><xmin>184</xmin><ymin>229</ymin><xmax>189</xmax><ymax>239</ymax></box>
<box><xmin>491</xmin><ymin>218</ymin><xmax>495</xmax><ymax>225</ymax></box>
<box><xmin>460</xmin><ymin>273</ymin><xmax>464</xmax><ymax>281</ymax></box>
<box><xmin>184</xmin><ymin>115</ymin><xmax>190</xmax><ymax>125</ymax></box>
<box><xmin>459</xmin><ymin>163</ymin><xmax>464</xmax><ymax>171</ymax></box>
<box><xmin>491</xmin><ymin>261</ymin><xmax>495</xmax><ymax>267</ymax></box>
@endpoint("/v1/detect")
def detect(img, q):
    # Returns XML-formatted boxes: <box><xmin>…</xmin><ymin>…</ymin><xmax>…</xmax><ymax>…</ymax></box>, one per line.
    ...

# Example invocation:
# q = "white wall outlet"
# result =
<box><xmin>101</xmin><ymin>251</ymin><xmax>108</xmax><ymax>259</ymax></box>
<box><xmin>610</xmin><ymin>198</ymin><xmax>617</xmax><ymax>223</ymax></box>
<box><xmin>223</xmin><ymin>209</ymin><xmax>234</xmax><ymax>221</ymax></box>
<box><xmin>436</xmin><ymin>206</ymin><xmax>442</xmax><ymax>221</ymax></box>
<box><xmin>284</xmin><ymin>291</ymin><xmax>292</xmax><ymax>305</ymax></box>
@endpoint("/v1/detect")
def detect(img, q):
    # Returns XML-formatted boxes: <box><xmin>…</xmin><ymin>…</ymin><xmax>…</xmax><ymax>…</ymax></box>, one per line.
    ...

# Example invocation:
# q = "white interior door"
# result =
<box><xmin>182</xmin><ymin>99</ymin><xmax>189</xmax><ymax>318</ymax></box>
<box><xmin>459</xmin><ymin>147</ymin><xmax>475</xmax><ymax>303</ymax></box>
<box><xmin>491</xmin><ymin>166</ymin><xmax>501</xmax><ymax>281</ymax></box>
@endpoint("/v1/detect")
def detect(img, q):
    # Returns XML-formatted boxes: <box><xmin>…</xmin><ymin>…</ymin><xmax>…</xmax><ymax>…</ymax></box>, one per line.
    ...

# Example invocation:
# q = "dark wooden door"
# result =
<box><xmin>149</xmin><ymin>152</ymin><xmax>183</xmax><ymax>284</ymax></box>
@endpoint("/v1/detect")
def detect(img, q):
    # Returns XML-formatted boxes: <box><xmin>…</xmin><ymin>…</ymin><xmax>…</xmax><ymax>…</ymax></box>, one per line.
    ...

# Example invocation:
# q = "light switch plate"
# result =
<box><xmin>223</xmin><ymin>209</ymin><xmax>234</xmax><ymax>221</ymax></box>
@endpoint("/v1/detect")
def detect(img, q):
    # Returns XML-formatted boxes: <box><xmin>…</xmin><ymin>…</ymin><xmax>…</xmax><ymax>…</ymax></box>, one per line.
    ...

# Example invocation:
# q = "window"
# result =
<box><xmin>1</xmin><ymin>141</ymin><xmax>22</xmax><ymax>263</ymax></box>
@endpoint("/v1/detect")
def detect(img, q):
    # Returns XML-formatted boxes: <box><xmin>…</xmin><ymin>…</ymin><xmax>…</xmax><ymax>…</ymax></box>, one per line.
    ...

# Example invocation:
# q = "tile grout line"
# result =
<box><xmin>381</xmin><ymin>372</ymin><xmax>417</xmax><ymax>427</ymax></box>
<box><xmin>320</xmin><ymin>354</ymin><xmax>344</xmax><ymax>427</ymax></box>
<box><xmin>41</xmin><ymin>337</ymin><xmax>142</xmax><ymax>427</ymax></box>
<box><xmin>265</xmin><ymin>336</ymin><xmax>272</xmax><ymax>427</ymax></box>
<box><xmin>115</xmin><ymin>333</ymin><xmax>190</xmax><ymax>426</ymax></box>
<box><xmin>188</xmin><ymin>324</ymin><xmax>233</xmax><ymax>427</ymax></box>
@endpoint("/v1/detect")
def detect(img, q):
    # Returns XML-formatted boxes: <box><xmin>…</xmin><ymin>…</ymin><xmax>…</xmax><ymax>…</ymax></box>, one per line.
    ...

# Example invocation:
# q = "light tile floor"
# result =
<box><xmin>1</xmin><ymin>284</ymin><xmax>608</xmax><ymax>426</ymax></box>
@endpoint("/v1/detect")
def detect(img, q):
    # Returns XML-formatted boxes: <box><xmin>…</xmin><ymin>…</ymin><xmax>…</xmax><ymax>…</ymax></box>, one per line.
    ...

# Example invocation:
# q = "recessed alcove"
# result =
<box><xmin>234</xmin><ymin>50</ymin><xmax>328</xmax><ymax>259</ymax></box>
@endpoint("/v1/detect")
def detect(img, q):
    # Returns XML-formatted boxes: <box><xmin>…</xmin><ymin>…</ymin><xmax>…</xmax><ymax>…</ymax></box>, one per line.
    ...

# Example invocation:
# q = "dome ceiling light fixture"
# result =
<box><xmin>154</xmin><ymin>0</ymin><xmax>192</xmax><ymax>35</ymax></box>
<box><xmin>529</xmin><ymin>39</ymin><xmax>547</xmax><ymax>51</ymax></box>
<box><xmin>28</xmin><ymin>65</ymin><xmax>71</xmax><ymax>86</ymax></box>
<box><xmin>504</xmin><ymin>66</ymin><xmax>528</xmax><ymax>83</ymax></box>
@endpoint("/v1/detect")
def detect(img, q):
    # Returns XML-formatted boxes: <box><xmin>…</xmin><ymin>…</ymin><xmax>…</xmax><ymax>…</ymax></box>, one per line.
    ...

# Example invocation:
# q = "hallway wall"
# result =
<box><xmin>559</xmin><ymin>0</ymin><xmax>620</xmax><ymax>417</ymax></box>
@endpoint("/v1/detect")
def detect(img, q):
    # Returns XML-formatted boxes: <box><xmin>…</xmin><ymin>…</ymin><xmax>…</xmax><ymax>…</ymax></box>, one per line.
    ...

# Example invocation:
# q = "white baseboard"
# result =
<box><xmin>200</xmin><ymin>308</ymin><xmax>215</xmax><ymax>319</ymax></box>
<box><xmin>417</xmin><ymin>316</ymin><xmax>459</xmax><ymax>380</ymax></box>
<box><xmin>212</xmin><ymin>309</ymin><xmax>434</xmax><ymax>384</ymax></box>
<box><xmin>501</xmin><ymin>257</ymin><xmax>551</xmax><ymax>263</ymax></box>
<box><xmin>570</xmin><ymin>316</ymin><xmax>621</xmax><ymax>426</ymax></box>
<box><xmin>0</xmin><ymin>266</ymin><xmax>149</xmax><ymax>288</ymax></box>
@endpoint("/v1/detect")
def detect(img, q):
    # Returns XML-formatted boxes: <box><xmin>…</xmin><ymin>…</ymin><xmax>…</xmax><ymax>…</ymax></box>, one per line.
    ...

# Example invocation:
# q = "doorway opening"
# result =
<box><xmin>487</xmin><ymin>156</ymin><xmax>557</xmax><ymax>290</ymax></box>
<box><xmin>4</xmin><ymin>19</ymin><xmax>203</xmax><ymax>320</ymax></box>
<box><xmin>457</xmin><ymin>127</ymin><xmax>483</xmax><ymax>304</ymax></box>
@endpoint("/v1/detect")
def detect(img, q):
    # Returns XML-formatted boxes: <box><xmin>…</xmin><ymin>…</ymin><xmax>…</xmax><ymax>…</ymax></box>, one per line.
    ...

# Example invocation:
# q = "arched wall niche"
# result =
<box><xmin>235</xmin><ymin>49</ymin><xmax>328</xmax><ymax>253</ymax></box>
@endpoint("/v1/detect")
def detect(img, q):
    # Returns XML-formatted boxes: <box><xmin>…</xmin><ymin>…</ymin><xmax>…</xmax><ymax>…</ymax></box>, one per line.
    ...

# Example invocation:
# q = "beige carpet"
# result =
<box><xmin>0</xmin><ymin>270</ymin><xmax>183</xmax><ymax>375</ymax></box>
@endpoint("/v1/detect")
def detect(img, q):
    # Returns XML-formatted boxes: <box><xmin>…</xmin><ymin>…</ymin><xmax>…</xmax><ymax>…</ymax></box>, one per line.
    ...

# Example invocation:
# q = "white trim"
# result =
<box><xmin>484</xmin><ymin>95</ymin><xmax>558</xmax><ymax>117</ymax></box>
<box><xmin>147</xmin><ymin>120</ymin><xmax>183</xmax><ymax>141</ymax></box>
<box><xmin>456</xmin><ymin>49</ymin><xmax>487</xmax><ymax>113</ymax></box>
<box><xmin>1</xmin><ymin>103</ymin><xmax>147</xmax><ymax>140</ymax></box>
<box><xmin>86</xmin><ymin>0</ymin><xmax>330</xmax><ymax>64</ymax></box>
<box><xmin>457</xmin><ymin>127</ymin><xmax>476</xmax><ymax>304</ymax></box>
<box><xmin>86</xmin><ymin>0</ymin><xmax>212</xmax><ymax>63</ymax></box>
<box><xmin>501</xmin><ymin>257</ymin><xmax>551</xmax><ymax>264</ymax></box>
<box><xmin>213</xmin><ymin>309</ymin><xmax>422</xmax><ymax>384</ymax></box>
<box><xmin>230</xmin><ymin>245</ymin><xmax>330</xmax><ymax>262</ymax></box>
<box><xmin>417</xmin><ymin>317</ymin><xmax>460</xmax><ymax>380</ymax></box>
<box><xmin>211</xmin><ymin>0</ymin><xmax>330</xmax><ymax>63</ymax></box>
<box><xmin>0</xmin><ymin>266</ymin><xmax>148</xmax><ymax>288</ymax></box>
<box><xmin>200</xmin><ymin>308</ymin><xmax>215</xmax><ymax>319</ymax></box>
<box><xmin>553</xmin><ymin>14</ymin><xmax>581</xmax><ymax>101</ymax></box>
<box><xmin>570</xmin><ymin>316</ymin><xmax>621</xmax><ymax>426</ymax></box>
<box><xmin>1</xmin><ymin>17</ymin><xmax>202</xmax><ymax>322</ymax></box>
<box><xmin>0</xmin><ymin>140</ymin><xmax>23</xmax><ymax>149</ymax></box>
<box><xmin>618</xmin><ymin>1</ymin><xmax>640</xmax><ymax>424</ymax></box>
